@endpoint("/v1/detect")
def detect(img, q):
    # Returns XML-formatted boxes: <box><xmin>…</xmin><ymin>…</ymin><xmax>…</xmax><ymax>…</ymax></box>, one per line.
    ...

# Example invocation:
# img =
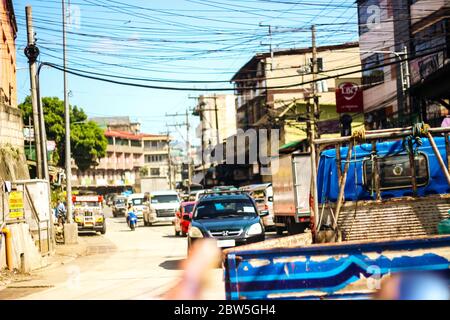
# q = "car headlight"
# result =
<box><xmin>246</xmin><ymin>223</ymin><xmax>263</xmax><ymax>236</ymax></box>
<box><xmin>188</xmin><ymin>226</ymin><xmax>203</xmax><ymax>238</ymax></box>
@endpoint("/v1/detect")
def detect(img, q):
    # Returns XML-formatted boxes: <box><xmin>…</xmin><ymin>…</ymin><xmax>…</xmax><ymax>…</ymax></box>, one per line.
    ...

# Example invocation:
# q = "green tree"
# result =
<box><xmin>19</xmin><ymin>96</ymin><xmax>107</xmax><ymax>172</ymax></box>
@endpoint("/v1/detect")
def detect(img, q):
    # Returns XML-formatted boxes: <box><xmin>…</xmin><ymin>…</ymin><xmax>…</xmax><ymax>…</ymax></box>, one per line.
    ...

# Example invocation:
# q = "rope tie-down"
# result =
<box><xmin>403</xmin><ymin>122</ymin><xmax>430</xmax><ymax>155</ymax></box>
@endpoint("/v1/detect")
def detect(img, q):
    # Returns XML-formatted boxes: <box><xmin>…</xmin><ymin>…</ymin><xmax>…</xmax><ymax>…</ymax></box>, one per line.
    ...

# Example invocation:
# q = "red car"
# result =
<box><xmin>173</xmin><ymin>201</ymin><xmax>196</xmax><ymax>236</ymax></box>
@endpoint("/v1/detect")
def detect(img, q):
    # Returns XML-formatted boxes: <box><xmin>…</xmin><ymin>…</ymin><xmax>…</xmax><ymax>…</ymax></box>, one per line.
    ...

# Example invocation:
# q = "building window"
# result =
<box><xmin>150</xmin><ymin>168</ymin><xmax>160</xmax><ymax>176</ymax></box>
<box><xmin>107</xmin><ymin>137</ymin><xmax>114</xmax><ymax>145</ymax></box>
<box><xmin>362</xmin><ymin>53</ymin><xmax>385</xmax><ymax>87</ymax></box>
<box><xmin>363</xmin><ymin>153</ymin><xmax>429</xmax><ymax>191</ymax></box>
<box><xmin>131</xmin><ymin>140</ymin><xmax>142</xmax><ymax>147</ymax></box>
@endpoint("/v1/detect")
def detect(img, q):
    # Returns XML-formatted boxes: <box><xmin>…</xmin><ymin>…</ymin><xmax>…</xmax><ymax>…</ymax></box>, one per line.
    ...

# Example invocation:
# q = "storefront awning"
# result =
<box><xmin>279</xmin><ymin>139</ymin><xmax>308</xmax><ymax>154</ymax></box>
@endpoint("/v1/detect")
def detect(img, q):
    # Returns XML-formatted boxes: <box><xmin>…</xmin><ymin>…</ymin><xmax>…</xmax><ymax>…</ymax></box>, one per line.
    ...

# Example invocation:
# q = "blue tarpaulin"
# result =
<box><xmin>317</xmin><ymin>137</ymin><xmax>450</xmax><ymax>203</ymax></box>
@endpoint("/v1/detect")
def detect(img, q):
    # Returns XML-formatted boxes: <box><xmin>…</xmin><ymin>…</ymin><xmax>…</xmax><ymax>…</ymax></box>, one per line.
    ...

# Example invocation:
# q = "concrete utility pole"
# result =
<box><xmin>166</xmin><ymin>109</ymin><xmax>192</xmax><ymax>194</ymax></box>
<box><xmin>186</xmin><ymin>109</ymin><xmax>191</xmax><ymax>194</ymax></box>
<box><xmin>25</xmin><ymin>6</ymin><xmax>42</xmax><ymax>179</ymax></box>
<box><xmin>62</xmin><ymin>0</ymin><xmax>72</xmax><ymax>223</ymax></box>
<box><xmin>260</xmin><ymin>23</ymin><xmax>274</xmax><ymax>70</ymax></box>
<box><xmin>309</xmin><ymin>25</ymin><xmax>320</xmax><ymax>233</ymax></box>
<box><xmin>311</xmin><ymin>25</ymin><xmax>320</xmax><ymax>140</ymax></box>
<box><xmin>61</xmin><ymin>0</ymin><xmax>78</xmax><ymax>244</ymax></box>
<box><xmin>166</xmin><ymin>127</ymin><xmax>173</xmax><ymax>190</ymax></box>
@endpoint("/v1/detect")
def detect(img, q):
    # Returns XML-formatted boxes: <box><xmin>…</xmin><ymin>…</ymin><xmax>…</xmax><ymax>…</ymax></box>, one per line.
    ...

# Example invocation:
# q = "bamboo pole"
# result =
<box><xmin>371</xmin><ymin>141</ymin><xmax>381</xmax><ymax>200</ymax></box>
<box><xmin>427</xmin><ymin>132</ymin><xmax>450</xmax><ymax>186</ymax></box>
<box><xmin>336</xmin><ymin>144</ymin><xmax>342</xmax><ymax>182</ymax></box>
<box><xmin>407</xmin><ymin>140</ymin><xmax>418</xmax><ymax>195</ymax></box>
<box><xmin>332</xmin><ymin>142</ymin><xmax>353</xmax><ymax>230</ymax></box>
<box><xmin>445</xmin><ymin>133</ymin><xmax>450</xmax><ymax>172</ymax></box>
<box><xmin>310</xmin><ymin>140</ymin><xmax>320</xmax><ymax>234</ymax></box>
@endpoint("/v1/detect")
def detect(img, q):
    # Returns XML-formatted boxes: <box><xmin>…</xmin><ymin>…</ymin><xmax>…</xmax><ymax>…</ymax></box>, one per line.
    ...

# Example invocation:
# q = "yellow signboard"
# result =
<box><xmin>9</xmin><ymin>191</ymin><xmax>24</xmax><ymax>219</ymax></box>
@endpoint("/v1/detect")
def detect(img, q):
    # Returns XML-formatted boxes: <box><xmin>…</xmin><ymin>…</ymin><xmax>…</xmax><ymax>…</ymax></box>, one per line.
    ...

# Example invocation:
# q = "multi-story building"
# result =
<box><xmin>90</xmin><ymin>116</ymin><xmax>141</xmax><ymax>134</ymax></box>
<box><xmin>0</xmin><ymin>0</ymin><xmax>28</xmax><ymax>181</ymax></box>
<box><xmin>228</xmin><ymin>42</ymin><xmax>363</xmax><ymax>185</ymax></box>
<box><xmin>141</xmin><ymin>134</ymin><xmax>172</xmax><ymax>183</ymax></box>
<box><xmin>71</xmin><ymin>129</ymin><xmax>145</xmax><ymax>193</ymax></box>
<box><xmin>408</xmin><ymin>0</ymin><xmax>450</xmax><ymax>125</ymax></box>
<box><xmin>357</xmin><ymin>0</ymin><xmax>450</xmax><ymax>128</ymax></box>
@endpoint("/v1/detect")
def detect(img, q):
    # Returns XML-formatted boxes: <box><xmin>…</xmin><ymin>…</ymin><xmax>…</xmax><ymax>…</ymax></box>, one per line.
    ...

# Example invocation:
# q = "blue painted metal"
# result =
<box><xmin>224</xmin><ymin>235</ymin><xmax>450</xmax><ymax>300</ymax></box>
<box><xmin>317</xmin><ymin>137</ymin><xmax>450</xmax><ymax>203</ymax></box>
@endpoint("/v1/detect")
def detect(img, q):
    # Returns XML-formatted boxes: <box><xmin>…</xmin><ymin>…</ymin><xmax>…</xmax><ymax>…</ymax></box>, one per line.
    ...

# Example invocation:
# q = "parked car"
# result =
<box><xmin>143</xmin><ymin>190</ymin><xmax>181</xmax><ymax>226</ymax></box>
<box><xmin>240</xmin><ymin>183</ymin><xmax>275</xmax><ymax>231</ymax></box>
<box><xmin>126</xmin><ymin>193</ymin><xmax>147</xmax><ymax>221</ymax></box>
<box><xmin>173</xmin><ymin>201</ymin><xmax>196</xmax><ymax>236</ymax></box>
<box><xmin>111</xmin><ymin>195</ymin><xmax>127</xmax><ymax>217</ymax></box>
<box><xmin>187</xmin><ymin>191</ymin><xmax>266</xmax><ymax>253</ymax></box>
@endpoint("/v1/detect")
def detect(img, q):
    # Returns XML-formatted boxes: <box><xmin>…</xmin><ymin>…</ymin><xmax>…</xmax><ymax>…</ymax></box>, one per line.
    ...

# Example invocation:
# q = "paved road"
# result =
<box><xmin>0</xmin><ymin>207</ymin><xmax>225</xmax><ymax>300</ymax></box>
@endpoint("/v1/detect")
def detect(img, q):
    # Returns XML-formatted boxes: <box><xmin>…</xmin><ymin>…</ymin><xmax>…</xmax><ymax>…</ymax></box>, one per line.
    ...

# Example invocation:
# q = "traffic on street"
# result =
<box><xmin>1</xmin><ymin>0</ymin><xmax>450</xmax><ymax>306</ymax></box>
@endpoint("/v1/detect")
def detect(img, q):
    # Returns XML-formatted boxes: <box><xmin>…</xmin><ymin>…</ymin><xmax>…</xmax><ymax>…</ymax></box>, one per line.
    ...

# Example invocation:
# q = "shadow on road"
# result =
<box><xmin>159</xmin><ymin>259</ymin><xmax>185</xmax><ymax>270</ymax></box>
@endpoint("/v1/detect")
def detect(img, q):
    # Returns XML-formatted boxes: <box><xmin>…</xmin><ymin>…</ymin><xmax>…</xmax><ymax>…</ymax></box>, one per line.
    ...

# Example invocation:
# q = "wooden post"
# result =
<box><xmin>371</xmin><ymin>141</ymin><xmax>381</xmax><ymax>200</ymax></box>
<box><xmin>333</xmin><ymin>142</ymin><xmax>353</xmax><ymax>229</ymax></box>
<box><xmin>407</xmin><ymin>139</ymin><xmax>418</xmax><ymax>195</ymax></box>
<box><xmin>310</xmin><ymin>139</ymin><xmax>320</xmax><ymax>234</ymax></box>
<box><xmin>336</xmin><ymin>144</ymin><xmax>342</xmax><ymax>182</ymax></box>
<box><xmin>427</xmin><ymin>132</ymin><xmax>450</xmax><ymax>186</ymax></box>
<box><xmin>445</xmin><ymin>133</ymin><xmax>450</xmax><ymax>172</ymax></box>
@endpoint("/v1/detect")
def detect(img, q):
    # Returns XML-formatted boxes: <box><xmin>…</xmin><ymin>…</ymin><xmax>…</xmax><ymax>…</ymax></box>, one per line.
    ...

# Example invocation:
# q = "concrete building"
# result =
<box><xmin>90</xmin><ymin>116</ymin><xmax>141</xmax><ymax>134</ymax></box>
<box><xmin>408</xmin><ymin>0</ymin><xmax>450</xmax><ymax>125</ymax></box>
<box><xmin>141</xmin><ymin>134</ymin><xmax>174</xmax><ymax>189</ymax></box>
<box><xmin>72</xmin><ymin>117</ymin><xmax>177</xmax><ymax>193</ymax></box>
<box><xmin>71</xmin><ymin>129</ymin><xmax>145</xmax><ymax>192</ymax></box>
<box><xmin>0</xmin><ymin>0</ymin><xmax>28</xmax><ymax>181</ymax></box>
<box><xmin>227</xmin><ymin>42</ymin><xmax>363</xmax><ymax>185</ymax></box>
<box><xmin>357</xmin><ymin>0</ymin><xmax>450</xmax><ymax>128</ymax></box>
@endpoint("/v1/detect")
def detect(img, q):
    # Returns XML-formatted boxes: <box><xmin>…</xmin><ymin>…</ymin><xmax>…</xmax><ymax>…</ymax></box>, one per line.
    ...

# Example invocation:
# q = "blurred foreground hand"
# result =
<box><xmin>375</xmin><ymin>272</ymin><xmax>449</xmax><ymax>300</ymax></box>
<box><xmin>164</xmin><ymin>239</ymin><xmax>222</xmax><ymax>300</ymax></box>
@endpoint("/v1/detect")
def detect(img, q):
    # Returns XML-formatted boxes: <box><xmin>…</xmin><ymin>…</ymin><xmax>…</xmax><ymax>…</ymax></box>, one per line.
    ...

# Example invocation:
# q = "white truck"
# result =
<box><xmin>143</xmin><ymin>190</ymin><xmax>180</xmax><ymax>226</ymax></box>
<box><xmin>271</xmin><ymin>151</ymin><xmax>312</xmax><ymax>235</ymax></box>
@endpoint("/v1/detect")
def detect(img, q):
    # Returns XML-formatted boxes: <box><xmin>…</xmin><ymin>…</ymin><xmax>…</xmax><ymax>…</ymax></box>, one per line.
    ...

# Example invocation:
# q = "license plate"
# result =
<box><xmin>217</xmin><ymin>239</ymin><xmax>236</xmax><ymax>248</ymax></box>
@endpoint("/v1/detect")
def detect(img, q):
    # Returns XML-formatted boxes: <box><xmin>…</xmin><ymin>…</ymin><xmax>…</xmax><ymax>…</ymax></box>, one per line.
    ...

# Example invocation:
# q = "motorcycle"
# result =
<box><xmin>127</xmin><ymin>210</ymin><xmax>138</xmax><ymax>231</ymax></box>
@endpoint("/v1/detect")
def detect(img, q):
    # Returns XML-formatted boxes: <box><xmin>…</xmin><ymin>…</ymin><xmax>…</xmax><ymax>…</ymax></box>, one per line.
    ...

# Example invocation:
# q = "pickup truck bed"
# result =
<box><xmin>335</xmin><ymin>194</ymin><xmax>450</xmax><ymax>241</ymax></box>
<box><xmin>223</xmin><ymin>234</ymin><xmax>450</xmax><ymax>300</ymax></box>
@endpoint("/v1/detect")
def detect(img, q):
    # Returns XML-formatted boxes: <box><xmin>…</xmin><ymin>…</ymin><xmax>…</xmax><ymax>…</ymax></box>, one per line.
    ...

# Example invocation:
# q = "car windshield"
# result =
<box><xmin>183</xmin><ymin>204</ymin><xmax>195</xmax><ymax>213</ymax></box>
<box><xmin>115</xmin><ymin>199</ymin><xmax>126</xmax><ymax>205</ymax></box>
<box><xmin>74</xmin><ymin>202</ymin><xmax>100</xmax><ymax>208</ymax></box>
<box><xmin>151</xmin><ymin>195</ymin><xmax>179</xmax><ymax>204</ymax></box>
<box><xmin>194</xmin><ymin>199</ymin><xmax>257</xmax><ymax>219</ymax></box>
<box><xmin>131</xmin><ymin>198</ymin><xmax>144</xmax><ymax>206</ymax></box>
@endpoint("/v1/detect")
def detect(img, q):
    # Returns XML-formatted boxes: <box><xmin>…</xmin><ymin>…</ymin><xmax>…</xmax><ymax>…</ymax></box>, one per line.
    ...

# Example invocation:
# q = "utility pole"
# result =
<box><xmin>25</xmin><ymin>6</ymin><xmax>42</xmax><ymax>179</ymax></box>
<box><xmin>309</xmin><ymin>25</ymin><xmax>320</xmax><ymax>234</ymax></box>
<box><xmin>62</xmin><ymin>0</ymin><xmax>73</xmax><ymax>223</ymax></box>
<box><xmin>166</xmin><ymin>127</ymin><xmax>173</xmax><ymax>190</ymax></box>
<box><xmin>402</xmin><ymin>46</ymin><xmax>411</xmax><ymax>115</ymax></box>
<box><xmin>213</xmin><ymin>95</ymin><xmax>220</xmax><ymax>146</ymax></box>
<box><xmin>186</xmin><ymin>109</ymin><xmax>191</xmax><ymax>194</ymax></box>
<box><xmin>260</xmin><ymin>23</ymin><xmax>274</xmax><ymax>71</ymax></box>
<box><xmin>166</xmin><ymin>109</ymin><xmax>192</xmax><ymax>194</ymax></box>
<box><xmin>191</xmin><ymin>95</ymin><xmax>221</xmax><ymax>187</ymax></box>
<box><xmin>311</xmin><ymin>25</ymin><xmax>320</xmax><ymax>140</ymax></box>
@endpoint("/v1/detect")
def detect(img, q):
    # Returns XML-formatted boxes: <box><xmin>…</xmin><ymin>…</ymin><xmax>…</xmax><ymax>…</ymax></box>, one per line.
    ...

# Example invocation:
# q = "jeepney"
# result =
<box><xmin>72</xmin><ymin>195</ymin><xmax>106</xmax><ymax>234</ymax></box>
<box><xmin>223</xmin><ymin>125</ymin><xmax>450</xmax><ymax>300</ymax></box>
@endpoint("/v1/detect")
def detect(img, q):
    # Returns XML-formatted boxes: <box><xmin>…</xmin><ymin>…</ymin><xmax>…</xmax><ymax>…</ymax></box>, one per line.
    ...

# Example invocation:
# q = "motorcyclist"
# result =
<box><xmin>56</xmin><ymin>199</ymin><xmax>67</xmax><ymax>224</ymax></box>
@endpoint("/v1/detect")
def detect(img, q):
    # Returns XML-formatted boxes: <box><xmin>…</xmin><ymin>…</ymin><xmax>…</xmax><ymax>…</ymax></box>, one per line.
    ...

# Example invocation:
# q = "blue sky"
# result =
<box><xmin>13</xmin><ymin>0</ymin><xmax>359</xmax><ymax>145</ymax></box>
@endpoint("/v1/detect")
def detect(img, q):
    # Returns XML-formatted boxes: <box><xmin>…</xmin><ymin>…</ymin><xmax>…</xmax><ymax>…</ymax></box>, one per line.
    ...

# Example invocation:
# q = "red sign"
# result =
<box><xmin>335</xmin><ymin>81</ymin><xmax>364</xmax><ymax>113</ymax></box>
